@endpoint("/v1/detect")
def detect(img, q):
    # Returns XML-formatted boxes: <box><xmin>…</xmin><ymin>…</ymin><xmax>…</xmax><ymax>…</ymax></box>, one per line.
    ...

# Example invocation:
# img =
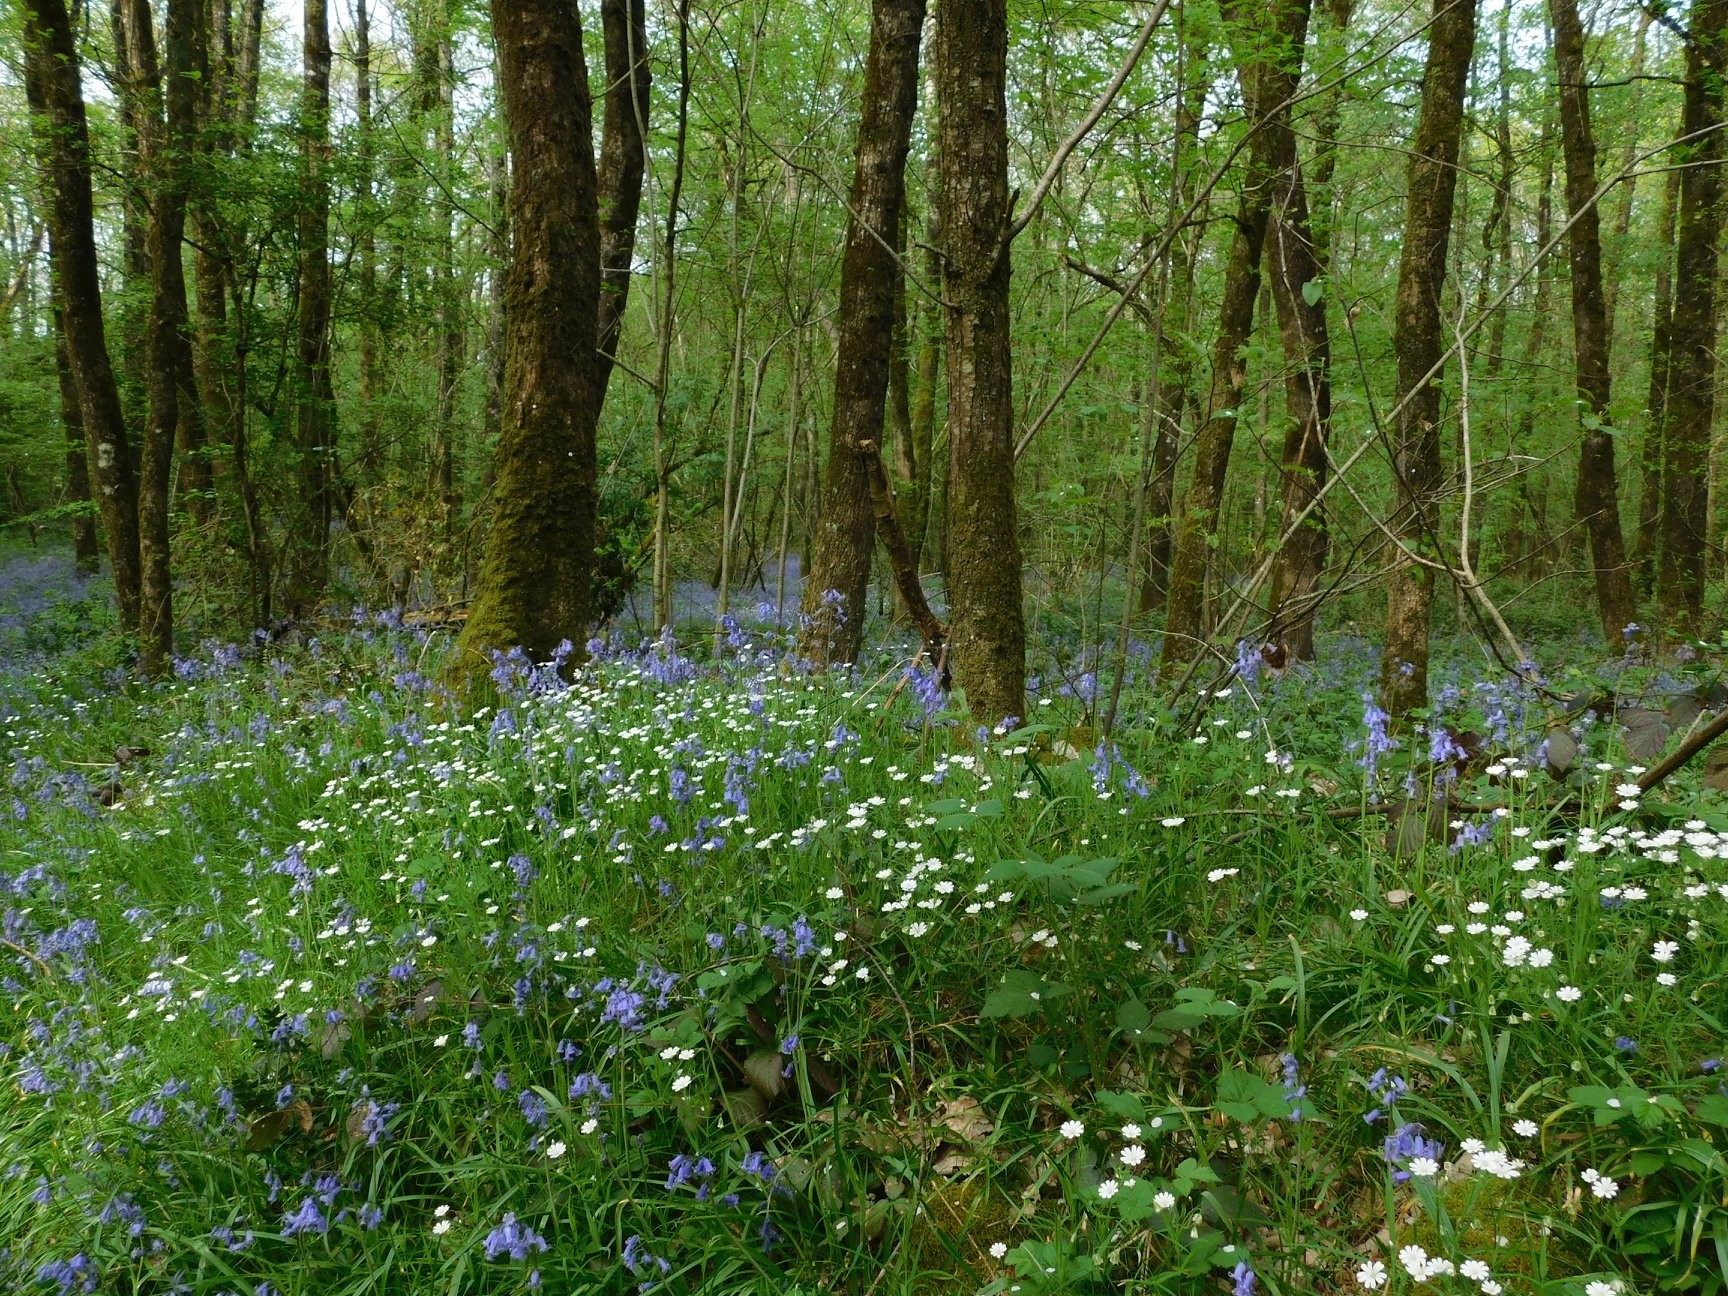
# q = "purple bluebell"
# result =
<box><xmin>483</xmin><ymin>1213</ymin><xmax>549</xmax><ymax>1262</ymax></box>
<box><xmin>281</xmin><ymin>1197</ymin><xmax>329</xmax><ymax>1238</ymax></box>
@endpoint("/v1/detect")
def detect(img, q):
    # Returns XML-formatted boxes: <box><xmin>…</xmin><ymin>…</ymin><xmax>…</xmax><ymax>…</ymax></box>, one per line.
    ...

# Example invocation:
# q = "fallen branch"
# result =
<box><xmin>1637</xmin><ymin>706</ymin><xmax>1728</xmax><ymax>794</ymax></box>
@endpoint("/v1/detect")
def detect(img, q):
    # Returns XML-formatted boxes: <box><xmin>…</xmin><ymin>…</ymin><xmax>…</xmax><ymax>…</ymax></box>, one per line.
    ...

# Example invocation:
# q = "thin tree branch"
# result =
<box><xmin>1006</xmin><ymin>0</ymin><xmax>1172</xmax><ymax>243</ymax></box>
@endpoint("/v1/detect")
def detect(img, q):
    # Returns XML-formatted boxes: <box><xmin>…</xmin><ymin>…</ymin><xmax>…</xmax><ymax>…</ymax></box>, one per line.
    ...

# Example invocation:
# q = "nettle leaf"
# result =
<box><xmin>1215</xmin><ymin>1070</ymin><xmax>1289</xmax><ymax>1124</ymax></box>
<box><xmin>1151</xmin><ymin>986</ymin><xmax>1241</xmax><ymax>1032</ymax></box>
<box><xmin>1696</xmin><ymin>1094</ymin><xmax>1728</xmax><ymax>1128</ymax></box>
<box><xmin>986</xmin><ymin>853</ymin><xmax>1120</xmax><ymax>903</ymax></box>
<box><xmin>1113</xmin><ymin>998</ymin><xmax>1151</xmax><ymax>1038</ymax></box>
<box><xmin>1566</xmin><ymin>1083</ymin><xmax>1674</xmax><ymax>1127</ymax></box>
<box><xmin>932</xmin><ymin>797</ymin><xmax>1004</xmax><ymax>831</ymax></box>
<box><xmin>1106</xmin><ymin>1175</ymin><xmax>1159</xmax><ymax>1222</ymax></box>
<box><xmin>1095</xmin><ymin>1089</ymin><xmax>1147</xmax><ymax>1122</ymax></box>
<box><xmin>1005</xmin><ymin>1239</ymin><xmax>1097</xmax><ymax>1291</ymax></box>
<box><xmin>981</xmin><ymin>969</ymin><xmax>1073</xmax><ymax>1020</ymax></box>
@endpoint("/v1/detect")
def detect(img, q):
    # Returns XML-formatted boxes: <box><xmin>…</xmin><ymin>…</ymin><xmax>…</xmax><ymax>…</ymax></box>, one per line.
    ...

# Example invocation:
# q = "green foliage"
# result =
<box><xmin>2</xmin><ymin>599</ymin><xmax>1726</xmax><ymax>1294</ymax></box>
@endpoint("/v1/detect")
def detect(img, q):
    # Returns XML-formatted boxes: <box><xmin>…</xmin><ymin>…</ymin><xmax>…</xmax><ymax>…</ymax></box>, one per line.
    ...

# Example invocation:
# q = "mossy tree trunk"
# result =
<box><xmin>21</xmin><ymin>0</ymin><xmax>144</xmax><ymax>630</ymax></box>
<box><xmin>937</xmin><ymin>0</ymin><xmax>1024</xmax><ymax>723</ymax></box>
<box><xmin>1161</xmin><ymin>0</ymin><xmax>1307</xmax><ymax>672</ymax></box>
<box><xmin>595</xmin><ymin>0</ymin><xmax>649</xmax><ymax>411</ymax></box>
<box><xmin>1550</xmin><ymin>0</ymin><xmax>1636</xmax><ymax>651</ymax></box>
<box><xmin>1656</xmin><ymin>0</ymin><xmax>1728</xmax><ymax>638</ymax></box>
<box><xmin>800</xmin><ymin>0</ymin><xmax>928</xmax><ymax>665</ymax></box>
<box><xmin>1379</xmin><ymin>0</ymin><xmax>1477</xmax><ymax>718</ymax></box>
<box><xmin>453</xmin><ymin>0</ymin><xmax>603</xmax><ymax>677</ymax></box>
<box><xmin>120</xmin><ymin>0</ymin><xmax>202</xmax><ymax>674</ymax></box>
<box><xmin>286</xmin><ymin>0</ymin><xmax>335</xmax><ymax>618</ymax></box>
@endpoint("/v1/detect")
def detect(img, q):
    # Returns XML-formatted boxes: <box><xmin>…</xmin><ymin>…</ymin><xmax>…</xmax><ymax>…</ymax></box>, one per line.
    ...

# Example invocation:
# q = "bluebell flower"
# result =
<box><xmin>1279</xmin><ymin>1053</ymin><xmax>1306</xmax><ymax>1121</ymax></box>
<box><xmin>1382</xmin><ymin>1122</ymin><xmax>1444</xmax><ymax>1182</ymax></box>
<box><xmin>1357</xmin><ymin>694</ymin><xmax>1399</xmax><ymax>778</ymax></box>
<box><xmin>519</xmin><ymin>1089</ymin><xmax>549</xmax><ymax>1129</ymax></box>
<box><xmin>483</xmin><ymin>1213</ymin><xmax>548</xmax><ymax>1262</ymax></box>
<box><xmin>35</xmin><ymin>1253</ymin><xmax>97</xmax><ymax>1295</ymax></box>
<box><xmin>281</xmin><ymin>1196</ymin><xmax>329</xmax><ymax>1237</ymax></box>
<box><xmin>1362</xmin><ymin>1068</ymin><xmax>1408</xmax><ymax>1124</ymax></box>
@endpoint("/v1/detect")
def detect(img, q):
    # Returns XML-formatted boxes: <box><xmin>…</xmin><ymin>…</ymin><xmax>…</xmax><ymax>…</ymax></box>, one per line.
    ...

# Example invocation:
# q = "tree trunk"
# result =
<box><xmin>54</xmin><ymin>308</ymin><xmax>101</xmax><ymax>572</ymax></box>
<box><xmin>1601</xmin><ymin>10</ymin><xmax>1651</xmax><ymax>352</ymax></box>
<box><xmin>595</xmin><ymin>0</ymin><xmax>650</xmax><ymax>410</ymax></box>
<box><xmin>1141</xmin><ymin>48</ymin><xmax>1210</xmax><ymax>615</ymax></box>
<box><xmin>1161</xmin><ymin>0</ymin><xmax>1308</xmax><ymax>672</ymax></box>
<box><xmin>121</xmin><ymin>0</ymin><xmax>201</xmax><ymax>673</ymax></box>
<box><xmin>21</xmin><ymin>0</ymin><xmax>144</xmax><ymax>630</ymax></box>
<box><xmin>1263</xmin><ymin>167</ymin><xmax>1331</xmax><ymax>660</ymax></box>
<box><xmin>1549</xmin><ymin>0</ymin><xmax>1636</xmax><ymax>651</ymax></box>
<box><xmin>1657</xmin><ymin>0</ymin><xmax>1728</xmax><ymax>637</ymax></box>
<box><xmin>887</xmin><ymin>203</ymin><xmax>919</xmax><ymax>563</ymax></box>
<box><xmin>288</xmin><ymin>0</ymin><xmax>336</xmax><ymax>618</ymax></box>
<box><xmin>1651</xmin><ymin>0</ymin><xmax>1721</xmax><ymax>639</ymax></box>
<box><xmin>434</xmin><ymin>17</ymin><xmax>463</xmax><ymax>540</ymax></box>
<box><xmin>1378</xmin><ymin>0</ymin><xmax>1477</xmax><ymax>718</ymax></box>
<box><xmin>937</xmin><ymin>0</ymin><xmax>1024</xmax><ymax>724</ymax></box>
<box><xmin>651</xmin><ymin>0</ymin><xmax>691</xmax><ymax>634</ymax></box>
<box><xmin>800</xmin><ymin>0</ymin><xmax>928</xmax><ymax>665</ymax></box>
<box><xmin>352</xmin><ymin>0</ymin><xmax>382</xmax><ymax>479</ymax></box>
<box><xmin>454</xmin><ymin>0</ymin><xmax>603</xmax><ymax>673</ymax></box>
<box><xmin>1639</xmin><ymin>160</ymin><xmax>1681</xmax><ymax>591</ymax></box>
<box><xmin>1306</xmin><ymin>0</ymin><xmax>1355</xmax><ymax>273</ymax></box>
<box><xmin>910</xmin><ymin>49</ymin><xmax>942</xmax><ymax>578</ymax></box>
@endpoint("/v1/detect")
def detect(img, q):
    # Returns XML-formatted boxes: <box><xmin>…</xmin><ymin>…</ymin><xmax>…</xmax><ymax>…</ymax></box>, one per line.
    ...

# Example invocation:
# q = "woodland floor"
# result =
<box><xmin>1</xmin><ymin>545</ymin><xmax>1725</xmax><ymax>1296</ymax></box>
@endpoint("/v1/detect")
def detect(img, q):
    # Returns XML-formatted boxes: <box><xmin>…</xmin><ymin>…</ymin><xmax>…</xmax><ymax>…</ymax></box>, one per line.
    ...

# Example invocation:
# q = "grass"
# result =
<box><xmin>1</xmin><ymin>575</ymin><xmax>1726</xmax><ymax>1296</ymax></box>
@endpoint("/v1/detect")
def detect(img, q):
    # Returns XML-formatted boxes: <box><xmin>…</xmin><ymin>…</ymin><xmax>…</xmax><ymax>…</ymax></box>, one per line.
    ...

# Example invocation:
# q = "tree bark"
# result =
<box><xmin>1549</xmin><ymin>0</ymin><xmax>1636</xmax><ymax>651</ymax></box>
<box><xmin>121</xmin><ymin>0</ymin><xmax>201</xmax><ymax>673</ymax></box>
<box><xmin>887</xmin><ymin>203</ymin><xmax>919</xmax><ymax>562</ymax></box>
<box><xmin>595</xmin><ymin>0</ymin><xmax>650</xmax><ymax>410</ymax></box>
<box><xmin>1263</xmin><ymin>157</ymin><xmax>1331</xmax><ymax>661</ymax></box>
<box><xmin>54</xmin><ymin>307</ymin><xmax>100</xmax><ymax>571</ymax></box>
<box><xmin>454</xmin><ymin>0</ymin><xmax>603</xmax><ymax>673</ymax></box>
<box><xmin>651</xmin><ymin>0</ymin><xmax>691</xmax><ymax>633</ymax></box>
<box><xmin>1378</xmin><ymin>0</ymin><xmax>1477</xmax><ymax>718</ymax></box>
<box><xmin>910</xmin><ymin>47</ymin><xmax>943</xmax><ymax>580</ymax></box>
<box><xmin>800</xmin><ymin>0</ymin><xmax>928</xmax><ymax>665</ymax></box>
<box><xmin>21</xmin><ymin>0</ymin><xmax>144</xmax><ymax>630</ymax></box>
<box><xmin>1638</xmin><ymin>160</ymin><xmax>1681</xmax><ymax>591</ymax></box>
<box><xmin>1601</xmin><ymin>9</ymin><xmax>1651</xmax><ymax>352</ymax></box>
<box><xmin>1161</xmin><ymin>0</ymin><xmax>1308</xmax><ymax>672</ymax></box>
<box><xmin>1306</xmin><ymin>0</ymin><xmax>1355</xmax><ymax>273</ymax></box>
<box><xmin>287</xmin><ymin>0</ymin><xmax>336</xmax><ymax>617</ymax></box>
<box><xmin>352</xmin><ymin>0</ymin><xmax>382</xmax><ymax>474</ymax></box>
<box><xmin>937</xmin><ymin>0</ymin><xmax>1024</xmax><ymax>724</ymax></box>
<box><xmin>1141</xmin><ymin>48</ymin><xmax>1210</xmax><ymax>615</ymax></box>
<box><xmin>1657</xmin><ymin>0</ymin><xmax>1728</xmax><ymax>638</ymax></box>
<box><xmin>433</xmin><ymin>15</ymin><xmax>463</xmax><ymax>540</ymax></box>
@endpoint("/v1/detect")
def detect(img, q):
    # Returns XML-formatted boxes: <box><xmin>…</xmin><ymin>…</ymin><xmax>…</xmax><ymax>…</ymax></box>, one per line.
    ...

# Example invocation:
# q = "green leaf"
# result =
<box><xmin>1096</xmin><ymin>1090</ymin><xmax>1147</xmax><ymax>1121</ymax></box>
<box><xmin>1113</xmin><ymin>998</ymin><xmax>1151</xmax><ymax>1037</ymax></box>
<box><xmin>1152</xmin><ymin>987</ymin><xmax>1241</xmax><ymax>1032</ymax></box>
<box><xmin>1215</xmin><ymin>1070</ymin><xmax>1289</xmax><ymax>1124</ymax></box>
<box><xmin>981</xmin><ymin>969</ymin><xmax>1072</xmax><ymax>1020</ymax></box>
<box><xmin>1300</xmin><ymin>278</ymin><xmax>1324</xmax><ymax>307</ymax></box>
<box><xmin>1696</xmin><ymin>1094</ymin><xmax>1728</xmax><ymax>1128</ymax></box>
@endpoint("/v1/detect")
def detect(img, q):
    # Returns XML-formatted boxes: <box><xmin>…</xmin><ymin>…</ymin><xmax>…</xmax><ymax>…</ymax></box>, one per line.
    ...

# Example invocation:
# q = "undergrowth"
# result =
<box><xmin>2</xmin><ymin>583</ymin><xmax>1726</xmax><ymax>1296</ymax></box>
